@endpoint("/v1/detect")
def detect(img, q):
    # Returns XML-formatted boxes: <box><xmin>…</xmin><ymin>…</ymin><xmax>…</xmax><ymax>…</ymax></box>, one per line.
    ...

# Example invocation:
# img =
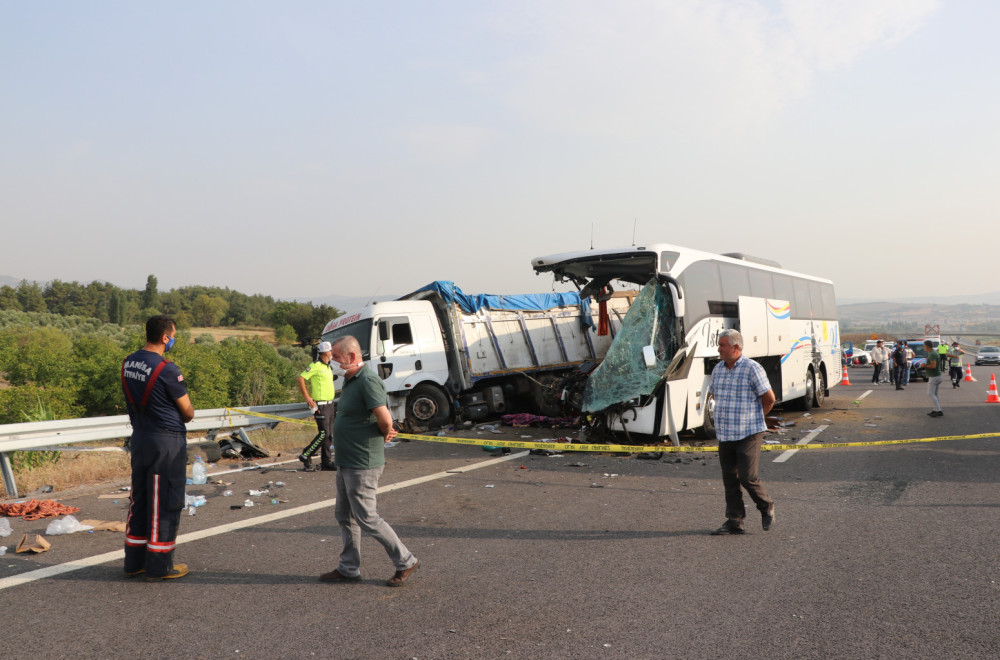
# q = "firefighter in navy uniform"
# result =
<box><xmin>121</xmin><ymin>315</ymin><xmax>194</xmax><ymax>581</ymax></box>
<box><xmin>297</xmin><ymin>341</ymin><xmax>337</xmax><ymax>471</ymax></box>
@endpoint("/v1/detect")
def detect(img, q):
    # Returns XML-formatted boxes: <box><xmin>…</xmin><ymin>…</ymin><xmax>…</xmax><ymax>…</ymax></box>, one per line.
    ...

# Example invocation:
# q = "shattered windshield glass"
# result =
<box><xmin>582</xmin><ymin>278</ymin><xmax>680</xmax><ymax>412</ymax></box>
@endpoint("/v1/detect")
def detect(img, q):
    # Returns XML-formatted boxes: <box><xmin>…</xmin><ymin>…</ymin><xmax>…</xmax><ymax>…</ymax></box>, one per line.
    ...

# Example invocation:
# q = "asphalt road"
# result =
<box><xmin>2</xmin><ymin>365</ymin><xmax>1000</xmax><ymax>659</ymax></box>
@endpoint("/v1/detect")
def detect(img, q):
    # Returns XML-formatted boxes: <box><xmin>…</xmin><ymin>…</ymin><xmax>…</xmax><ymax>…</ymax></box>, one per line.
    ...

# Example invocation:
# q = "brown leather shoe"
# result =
<box><xmin>145</xmin><ymin>564</ymin><xmax>188</xmax><ymax>581</ymax></box>
<box><xmin>386</xmin><ymin>561</ymin><xmax>419</xmax><ymax>587</ymax></box>
<box><xmin>319</xmin><ymin>569</ymin><xmax>361</xmax><ymax>583</ymax></box>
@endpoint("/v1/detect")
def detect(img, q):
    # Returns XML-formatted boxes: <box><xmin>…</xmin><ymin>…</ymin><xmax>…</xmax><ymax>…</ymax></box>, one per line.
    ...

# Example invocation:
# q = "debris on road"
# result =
<box><xmin>0</xmin><ymin>499</ymin><xmax>81</xmax><ymax>521</ymax></box>
<box><xmin>45</xmin><ymin>515</ymin><xmax>93</xmax><ymax>535</ymax></box>
<box><xmin>78</xmin><ymin>519</ymin><xmax>126</xmax><ymax>532</ymax></box>
<box><xmin>15</xmin><ymin>533</ymin><xmax>51</xmax><ymax>553</ymax></box>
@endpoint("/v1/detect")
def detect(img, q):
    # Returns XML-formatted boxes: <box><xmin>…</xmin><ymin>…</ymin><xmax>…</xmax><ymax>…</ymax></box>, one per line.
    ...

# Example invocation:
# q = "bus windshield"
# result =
<box><xmin>322</xmin><ymin>318</ymin><xmax>373</xmax><ymax>361</ymax></box>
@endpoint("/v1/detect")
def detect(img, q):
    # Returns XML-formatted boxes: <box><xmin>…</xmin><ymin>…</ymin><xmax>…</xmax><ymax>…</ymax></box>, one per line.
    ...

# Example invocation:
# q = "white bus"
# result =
<box><xmin>531</xmin><ymin>243</ymin><xmax>841</xmax><ymax>444</ymax></box>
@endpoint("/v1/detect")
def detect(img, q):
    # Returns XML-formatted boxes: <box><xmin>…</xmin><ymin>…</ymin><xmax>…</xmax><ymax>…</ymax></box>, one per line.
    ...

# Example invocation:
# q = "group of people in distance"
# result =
<box><xmin>868</xmin><ymin>338</ymin><xmax>965</xmax><ymax>417</ymax></box>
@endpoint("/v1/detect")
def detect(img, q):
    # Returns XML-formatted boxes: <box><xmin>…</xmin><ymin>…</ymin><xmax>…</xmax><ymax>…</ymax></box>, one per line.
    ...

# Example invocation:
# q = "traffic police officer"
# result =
<box><xmin>298</xmin><ymin>340</ymin><xmax>337</xmax><ymax>471</ymax></box>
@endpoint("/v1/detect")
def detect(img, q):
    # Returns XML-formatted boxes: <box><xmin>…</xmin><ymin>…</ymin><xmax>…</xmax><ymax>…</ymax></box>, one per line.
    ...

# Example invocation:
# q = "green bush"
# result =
<box><xmin>218</xmin><ymin>338</ymin><xmax>297</xmax><ymax>407</ymax></box>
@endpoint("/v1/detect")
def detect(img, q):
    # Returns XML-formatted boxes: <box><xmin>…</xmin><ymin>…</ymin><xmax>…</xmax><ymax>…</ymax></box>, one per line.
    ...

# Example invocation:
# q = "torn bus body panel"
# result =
<box><xmin>533</xmin><ymin>247</ymin><xmax>687</xmax><ymax>443</ymax></box>
<box><xmin>581</xmin><ymin>279</ymin><xmax>680</xmax><ymax>412</ymax></box>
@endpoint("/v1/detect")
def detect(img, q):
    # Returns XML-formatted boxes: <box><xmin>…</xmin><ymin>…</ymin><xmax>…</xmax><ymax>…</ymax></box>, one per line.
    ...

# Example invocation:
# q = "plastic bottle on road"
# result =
<box><xmin>192</xmin><ymin>455</ymin><xmax>207</xmax><ymax>485</ymax></box>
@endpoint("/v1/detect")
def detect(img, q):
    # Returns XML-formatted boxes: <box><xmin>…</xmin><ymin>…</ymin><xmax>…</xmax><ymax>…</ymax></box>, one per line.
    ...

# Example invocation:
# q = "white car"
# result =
<box><xmin>842</xmin><ymin>343</ymin><xmax>871</xmax><ymax>366</ymax></box>
<box><xmin>976</xmin><ymin>346</ymin><xmax>1000</xmax><ymax>366</ymax></box>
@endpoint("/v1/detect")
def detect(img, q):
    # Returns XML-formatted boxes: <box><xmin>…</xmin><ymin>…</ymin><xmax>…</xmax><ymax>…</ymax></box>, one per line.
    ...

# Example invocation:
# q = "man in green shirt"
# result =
<box><xmin>924</xmin><ymin>340</ymin><xmax>943</xmax><ymax>417</ymax></box>
<box><xmin>297</xmin><ymin>341</ymin><xmax>336</xmax><ymax>471</ymax></box>
<box><xmin>319</xmin><ymin>335</ymin><xmax>419</xmax><ymax>587</ymax></box>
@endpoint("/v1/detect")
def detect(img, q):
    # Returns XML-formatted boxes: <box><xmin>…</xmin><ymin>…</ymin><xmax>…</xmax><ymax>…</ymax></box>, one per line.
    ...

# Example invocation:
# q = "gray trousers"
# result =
<box><xmin>335</xmin><ymin>466</ymin><xmax>416</xmax><ymax>577</ymax></box>
<box><xmin>718</xmin><ymin>432</ymin><xmax>773</xmax><ymax>526</ymax></box>
<box><xmin>928</xmin><ymin>374</ymin><xmax>943</xmax><ymax>411</ymax></box>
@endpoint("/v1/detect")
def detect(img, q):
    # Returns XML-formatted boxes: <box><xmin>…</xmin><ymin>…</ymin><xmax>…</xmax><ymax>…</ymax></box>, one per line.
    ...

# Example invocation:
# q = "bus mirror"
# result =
<box><xmin>377</xmin><ymin>321</ymin><xmax>390</xmax><ymax>341</ymax></box>
<box><xmin>642</xmin><ymin>345</ymin><xmax>656</xmax><ymax>368</ymax></box>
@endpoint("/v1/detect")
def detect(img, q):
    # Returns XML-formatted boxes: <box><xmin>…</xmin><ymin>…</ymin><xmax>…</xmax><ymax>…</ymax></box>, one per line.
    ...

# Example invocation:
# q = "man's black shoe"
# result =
<box><xmin>928</xmin><ymin>410</ymin><xmax>943</xmax><ymax>417</ymax></box>
<box><xmin>298</xmin><ymin>454</ymin><xmax>316</xmax><ymax>471</ymax></box>
<box><xmin>762</xmin><ymin>505</ymin><xmax>775</xmax><ymax>531</ymax></box>
<box><xmin>319</xmin><ymin>569</ymin><xmax>361</xmax><ymax>583</ymax></box>
<box><xmin>710</xmin><ymin>521</ymin><xmax>745</xmax><ymax>535</ymax></box>
<box><xmin>321</xmin><ymin>463</ymin><xmax>337</xmax><ymax>471</ymax></box>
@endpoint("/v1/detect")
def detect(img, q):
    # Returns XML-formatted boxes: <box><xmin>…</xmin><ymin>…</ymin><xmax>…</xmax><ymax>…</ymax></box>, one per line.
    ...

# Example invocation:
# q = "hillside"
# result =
<box><xmin>837</xmin><ymin>301</ymin><xmax>1000</xmax><ymax>333</ymax></box>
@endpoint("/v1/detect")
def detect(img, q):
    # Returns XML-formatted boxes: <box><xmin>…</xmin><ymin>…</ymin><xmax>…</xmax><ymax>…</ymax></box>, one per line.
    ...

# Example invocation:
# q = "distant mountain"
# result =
<box><xmin>0</xmin><ymin>275</ymin><xmax>20</xmax><ymax>287</ymax></box>
<box><xmin>837</xmin><ymin>300</ymin><xmax>1000</xmax><ymax>332</ymax></box>
<box><xmin>839</xmin><ymin>292</ymin><xmax>1000</xmax><ymax>306</ymax></box>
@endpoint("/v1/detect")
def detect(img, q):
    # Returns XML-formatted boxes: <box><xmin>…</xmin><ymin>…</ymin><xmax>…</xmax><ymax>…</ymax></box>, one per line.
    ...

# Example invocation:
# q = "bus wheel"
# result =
<box><xmin>406</xmin><ymin>384</ymin><xmax>451</xmax><ymax>429</ymax></box>
<box><xmin>813</xmin><ymin>371</ymin><xmax>825</xmax><ymax>408</ymax></box>
<box><xmin>697</xmin><ymin>393</ymin><xmax>717</xmax><ymax>439</ymax></box>
<box><xmin>797</xmin><ymin>371</ymin><xmax>816</xmax><ymax>411</ymax></box>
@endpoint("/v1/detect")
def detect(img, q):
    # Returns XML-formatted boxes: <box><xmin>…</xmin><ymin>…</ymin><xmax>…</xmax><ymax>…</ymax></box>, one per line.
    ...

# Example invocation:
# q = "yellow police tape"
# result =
<box><xmin>226</xmin><ymin>407</ymin><xmax>1000</xmax><ymax>454</ymax></box>
<box><xmin>225</xmin><ymin>407</ymin><xmax>315</xmax><ymax>426</ymax></box>
<box><xmin>397</xmin><ymin>431</ymin><xmax>1000</xmax><ymax>453</ymax></box>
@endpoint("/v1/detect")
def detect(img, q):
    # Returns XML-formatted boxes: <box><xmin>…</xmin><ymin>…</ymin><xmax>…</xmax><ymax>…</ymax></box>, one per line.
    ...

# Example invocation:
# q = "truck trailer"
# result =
<box><xmin>320</xmin><ymin>281</ymin><xmax>634</xmax><ymax>429</ymax></box>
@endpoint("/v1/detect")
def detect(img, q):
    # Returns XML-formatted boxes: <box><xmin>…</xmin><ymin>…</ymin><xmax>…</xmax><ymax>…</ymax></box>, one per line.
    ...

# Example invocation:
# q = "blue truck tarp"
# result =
<box><xmin>407</xmin><ymin>281</ymin><xmax>587</xmax><ymax>315</ymax></box>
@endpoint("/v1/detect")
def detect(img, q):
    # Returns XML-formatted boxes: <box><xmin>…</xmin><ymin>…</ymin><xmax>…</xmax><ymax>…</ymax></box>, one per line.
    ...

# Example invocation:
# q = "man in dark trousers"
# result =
<box><xmin>297</xmin><ymin>340</ymin><xmax>337</xmax><ymax>471</ymax></box>
<box><xmin>892</xmin><ymin>341</ymin><xmax>907</xmax><ymax>390</ymax></box>
<box><xmin>319</xmin><ymin>335</ymin><xmax>419</xmax><ymax>587</ymax></box>
<box><xmin>121</xmin><ymin>315</ymin><xmax>194</xmax><ymax>581</ymax></box>
<box><xmin>708</xmin><ymin>329</ymin><xmax>776</xmax><ymax>535</ymax></box>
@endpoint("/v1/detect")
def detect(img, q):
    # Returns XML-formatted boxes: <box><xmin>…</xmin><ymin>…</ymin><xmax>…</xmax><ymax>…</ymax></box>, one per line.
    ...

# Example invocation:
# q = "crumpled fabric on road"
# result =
<box><xmin>0</xmin><ymin>499</ymin><xmax>82</xmax><ymax>521</ymax></box>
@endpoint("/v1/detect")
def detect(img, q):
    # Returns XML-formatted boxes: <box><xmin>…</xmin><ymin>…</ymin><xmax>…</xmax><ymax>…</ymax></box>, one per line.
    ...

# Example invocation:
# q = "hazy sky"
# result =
<box><xmin>2</xmin><ymin>1</ymin><xmax>996</xmax><ymax>303</ymax></box>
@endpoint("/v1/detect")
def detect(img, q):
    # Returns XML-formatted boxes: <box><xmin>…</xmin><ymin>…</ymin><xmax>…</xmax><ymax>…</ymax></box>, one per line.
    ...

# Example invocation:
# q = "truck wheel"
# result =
<box><xmin>697</xmin><ymin>393</ymin><xmax>717</xmax><ymax>439</ymax></box>
<box><xmin>813</xmin><ymin>371</ymin><xmax>825</xmax><ymax>408</ymax></box>
<box><xmin>796</xmin><ymin>371</ymin><xmax>815</xmax><ymax>411</ymax></box>
<box><xmin>406</xmin><ymin>385</ymin><xmax>451</xmax><ymax>429</ymax></box>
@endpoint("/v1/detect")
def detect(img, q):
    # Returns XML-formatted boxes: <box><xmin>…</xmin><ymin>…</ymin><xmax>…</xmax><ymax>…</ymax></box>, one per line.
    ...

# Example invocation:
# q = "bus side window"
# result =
<box><xmin>818</xmin><ymin>283</ymin><xmax>837</xmax><ymax>319</ymax></box>
<box><xmin>678</xmin><ymin>260</ymin><xmax>721</xmax><ymax>326</ymax></box>
<box><xmin>719</xmin><ymin>263</ymin><xmax>751</xmax><ymax>301</ymax></box>
<box><xmin>749</xmin><ymin>269</ymin><xmax>774</xmax><ymax>299</ymax></box>
<box><xmin>772</xmin><ymin>274</ymin><xmax>793</xmax><ymax>311</ymax></box>
<box><xmin>792</xmin><ymin>279</ymin><xmax>812</xmax><ymax>318</ymax></box>
<box><xmin>808</xmin><ymin>280</ymin><xmax>826</xmax><ymax>318</ymax></box>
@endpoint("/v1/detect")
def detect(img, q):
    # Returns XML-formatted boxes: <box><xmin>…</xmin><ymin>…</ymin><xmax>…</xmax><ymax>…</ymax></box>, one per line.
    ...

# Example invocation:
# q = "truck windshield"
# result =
<box><xmin>322</xmin><ymin>319</ymin><xmax>373</xmax><ymax>361</ymax></box>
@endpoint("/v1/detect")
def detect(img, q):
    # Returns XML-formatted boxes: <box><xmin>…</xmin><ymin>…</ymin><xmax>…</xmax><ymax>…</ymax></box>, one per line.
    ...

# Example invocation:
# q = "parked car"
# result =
<box><xmin>897</xmin><ymin>339</ymin><xmax>939</xmax><ymax>382</ymax></box>
<box><xmin>976</xmin><ymin>346</ymin><xmax>1000</xmax><ymax>366</ymax></box>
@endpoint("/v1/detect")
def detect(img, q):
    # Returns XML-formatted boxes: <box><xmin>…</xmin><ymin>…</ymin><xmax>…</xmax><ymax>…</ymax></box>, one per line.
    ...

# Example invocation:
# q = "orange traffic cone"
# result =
<box><xmin>841</xmin><ymin>365</ymin><xmax>851</xmax><ymax>386</ymax></box>
<box><xmin>986</xmin><ymin>374</ymin><xmax>1000</xmax><ymax>403</ymax></box>
<box><xmin>964</xmin><ymin>363</ymin><xmax>976</xmax><ymax>382</ymax></box>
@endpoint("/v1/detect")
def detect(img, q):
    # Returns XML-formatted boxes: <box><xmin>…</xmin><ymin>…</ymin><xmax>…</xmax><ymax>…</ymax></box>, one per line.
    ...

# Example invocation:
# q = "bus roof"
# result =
<box><xmin>531</xmin><ymin>243</ymin><xmax>833</xmax><ymax>285</ymax></box>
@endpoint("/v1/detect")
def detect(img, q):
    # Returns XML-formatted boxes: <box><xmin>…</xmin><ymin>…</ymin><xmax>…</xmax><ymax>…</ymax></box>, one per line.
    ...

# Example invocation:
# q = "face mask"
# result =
<box><xmin>330</xmin><ymin>361</ymin><xmax>362</xmax><ymax>378</ymax></box>
<box><xmin>164</xmin><ymin>336</ymin><xmax>176</xmax><ymax>353</ymax></box>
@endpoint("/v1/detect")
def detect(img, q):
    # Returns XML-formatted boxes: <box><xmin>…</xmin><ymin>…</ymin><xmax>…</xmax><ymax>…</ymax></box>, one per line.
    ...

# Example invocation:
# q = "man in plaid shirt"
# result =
<box><xmin>708</xmin><ymin>329</ymin><xmax>776</xmax><ymax>535</ymax></box>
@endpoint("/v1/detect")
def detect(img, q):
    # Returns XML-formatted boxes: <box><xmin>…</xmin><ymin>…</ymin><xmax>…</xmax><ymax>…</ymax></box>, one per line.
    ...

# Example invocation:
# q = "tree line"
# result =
<box><xmin>0</xmin><ymin>310</ymin><xmax>317</xmax><ymax>426</ymax></box>
<box><xmin>0</xmin><ymin>275</ymin><xmax>342</xmax><ymax>343</ymax></box>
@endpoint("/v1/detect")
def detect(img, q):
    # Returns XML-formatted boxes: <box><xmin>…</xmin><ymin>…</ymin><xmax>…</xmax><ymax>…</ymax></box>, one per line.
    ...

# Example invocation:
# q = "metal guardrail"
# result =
<box><xmin>0</xmin><ymin>403</ymin><xmax>312</xmax><ymax>499</ymax></box>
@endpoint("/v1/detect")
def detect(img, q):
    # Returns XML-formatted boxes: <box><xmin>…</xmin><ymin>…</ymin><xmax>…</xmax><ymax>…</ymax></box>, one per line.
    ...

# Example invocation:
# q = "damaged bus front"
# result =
<box><xmin>532</xmin><ymin>244</ymin><xmax>840</xmax><ymax>445</ymax></box>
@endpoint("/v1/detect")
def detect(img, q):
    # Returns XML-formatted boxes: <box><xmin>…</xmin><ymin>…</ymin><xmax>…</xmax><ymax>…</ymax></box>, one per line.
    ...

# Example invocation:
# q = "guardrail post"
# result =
<box><xmin>1</xmin><ymin>452</ymin><xmax>17</xmax><ymax>499</ymax></box>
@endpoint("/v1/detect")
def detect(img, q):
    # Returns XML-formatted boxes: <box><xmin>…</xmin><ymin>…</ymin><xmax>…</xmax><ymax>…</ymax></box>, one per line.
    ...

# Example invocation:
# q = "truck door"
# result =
<box><xmin>374</xmin><ymin>316</ymin><xmax>420</xmax><ymax>390</ymax></box>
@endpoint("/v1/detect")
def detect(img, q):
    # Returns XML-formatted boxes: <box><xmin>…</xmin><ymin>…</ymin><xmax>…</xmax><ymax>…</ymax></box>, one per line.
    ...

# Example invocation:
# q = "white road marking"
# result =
<box><xmin>773</xmin><ymin>425</ymin><xmax>828</xmax><ymax>463</ymax></box>
<box><xmin>858</xmin><ymin>390</ymin><xmax>873</xmax><ymax>400</ymax></box>
<box><xmin>0</xmin><ymin>451</ymin><xmax>529</xmax><ymax>592</ymax></box>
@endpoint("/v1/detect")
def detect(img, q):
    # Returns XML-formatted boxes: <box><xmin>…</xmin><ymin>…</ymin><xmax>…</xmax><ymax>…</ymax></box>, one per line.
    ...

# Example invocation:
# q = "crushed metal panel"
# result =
<box><xmin>582</xmin><ymin>279</ymin><xmax>680</xmax><ymax>412</ymax></box>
